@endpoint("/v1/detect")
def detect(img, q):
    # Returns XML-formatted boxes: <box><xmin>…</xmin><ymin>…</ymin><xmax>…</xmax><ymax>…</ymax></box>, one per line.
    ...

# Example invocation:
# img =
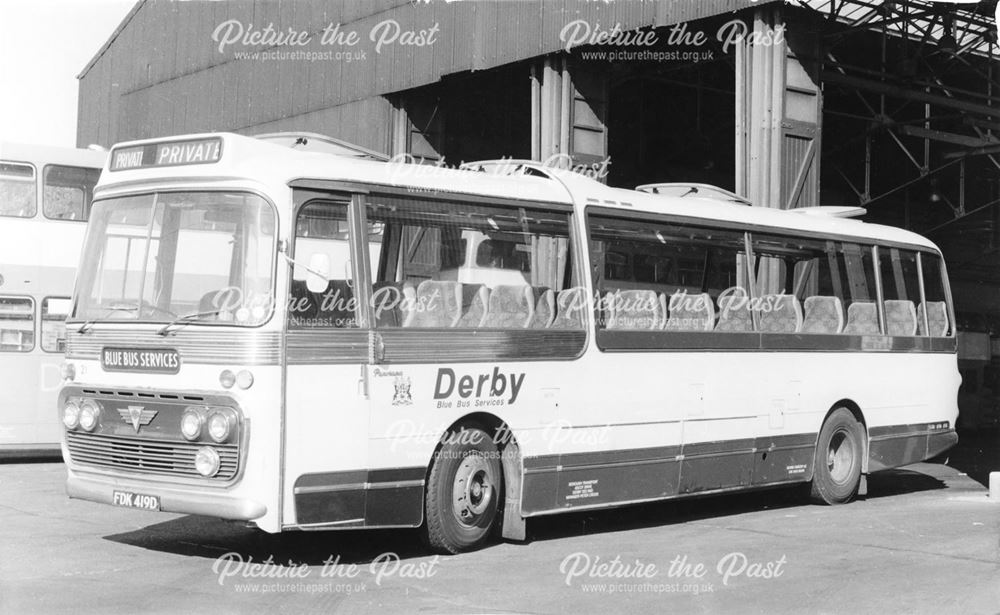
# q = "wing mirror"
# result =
<box><xmin>306</xmin><ymin>253</ymin><xmax>331</xmax><ymax>294</ymax></box>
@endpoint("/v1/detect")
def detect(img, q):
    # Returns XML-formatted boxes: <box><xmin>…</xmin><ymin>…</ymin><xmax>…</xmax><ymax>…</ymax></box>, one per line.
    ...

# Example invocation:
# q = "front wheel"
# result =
<box><xmin>424</xmin><ymin>426</ymin><xmax>502</xmax><ymax>554</ymax></box>
<box><xmin>810</xmin><ymin>408</ymin><xmax>865</xmax><ymax>505</ymax></box>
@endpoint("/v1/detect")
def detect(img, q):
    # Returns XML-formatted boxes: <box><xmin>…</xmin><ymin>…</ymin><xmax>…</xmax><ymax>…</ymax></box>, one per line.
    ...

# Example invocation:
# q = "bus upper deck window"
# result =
<box><xmin>0</xmin><ymin>162</ymin><xmax>37</xmax><ymax>218</ymax></box>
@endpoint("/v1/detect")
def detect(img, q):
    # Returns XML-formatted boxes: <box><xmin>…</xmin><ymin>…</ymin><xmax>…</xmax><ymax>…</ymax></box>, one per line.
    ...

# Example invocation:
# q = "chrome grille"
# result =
<box><xmin>66</xmin><ymin>431</ymin><xmax>239</xmax><ymax>480</ymax></box>
<box><xmin>80</xmin><ymin>388</ymin><xmax>206</xmax><ymax>402</ymax></box>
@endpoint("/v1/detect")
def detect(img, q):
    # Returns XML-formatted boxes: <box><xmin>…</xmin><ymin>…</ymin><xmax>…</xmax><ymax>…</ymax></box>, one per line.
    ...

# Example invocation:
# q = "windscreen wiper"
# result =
<box><xmin>156</xmin><ymin>310</ymin><xmax>222</xmax><ymax>336</ymax></box>
<box><xmin>76</xmin><ymin>304</ymin><xmax>139</xmax><ymax>334</ymax></box>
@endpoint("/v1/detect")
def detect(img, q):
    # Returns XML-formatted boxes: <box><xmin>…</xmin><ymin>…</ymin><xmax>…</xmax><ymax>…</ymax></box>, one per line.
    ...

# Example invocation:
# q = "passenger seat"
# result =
<box><xmin>530</xmin><ymin>288</ymin><xmax>555</xmax><ymax>328</ymax></box>
<box><xmin>404</xmin><ymin>280</ymin><xmax>463</xmax><ymax>327</ymax></box>
<box><xmin>843</xmin><ymin>302</ymin><xmax>879</xmax><ymax>335</ymax></box>
<box><xmin>606</xmin><ymin>290</ymin><xmax>664</xmax><ymax>330</ymax></box>
<box><xmin>917</xmin><ymin>301</ymin><xmax>950</xmax><ymax>337</ymax></box>
<box><xmin>551</xmin><ymin>288</ymin><xmax>587</xmax><ymax>329</ymax></box>
<box><xmin>372</xmin><ymin>281</ymin><xmax>415</xmax><ymax>327</ymax></box>
<box><xmin>482</xmin><ymin>285</ymin><xmax>534</xmax><ymax>328</ymax></box>
<box><xmin>715</xmin><ymin>293</ymin><xmax>753</xmax><ymax>332</ymax></box>
<box><xmin>758</xmin><ymin>294</ymin><xmax>803</xmax><ymax>333</ymax></box>
<box><xmin>801</xmin><ymin>296</ymin><xmax>844</xmax><ymax>334</ymax></box>
<box><xmin>457</xmin><ymin>284</ymin><xmax>490</xmax><ymax>328</ymax></box>
<box><xmin>884</xmin><ymin>299</ymin><xmax>917</xmax><ymax>336</ymax></box>
<box><xmin>664</xmin><ymin>292</ymin><xmax>714</xmax><ymax>331</ymax></box>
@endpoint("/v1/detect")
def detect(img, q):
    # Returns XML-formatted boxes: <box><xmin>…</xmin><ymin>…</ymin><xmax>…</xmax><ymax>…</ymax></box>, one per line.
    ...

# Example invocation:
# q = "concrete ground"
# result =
<box><xmin>1</xmin><ymin>433</ymin><xmax>998</xmax><ymax>615</ymax></box>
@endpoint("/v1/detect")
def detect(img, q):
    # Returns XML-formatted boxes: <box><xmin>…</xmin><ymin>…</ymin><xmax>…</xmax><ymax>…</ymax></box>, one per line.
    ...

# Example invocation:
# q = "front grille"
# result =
<box><xmin>80</xmin><ymin>388</ymin><xmax>206</xmax><ymax>402</ymax></box>
<box><xmin>66</xmin><ymin>431</ymin><xmax>239</xmax><ymax>480</ymax></box>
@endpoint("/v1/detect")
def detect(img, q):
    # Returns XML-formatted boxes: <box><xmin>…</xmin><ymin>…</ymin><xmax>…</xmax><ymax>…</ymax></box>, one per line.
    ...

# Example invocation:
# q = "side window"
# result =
<box><xmin>784</xmin><ymin>240</ymin><xmax>847</xmax><ymax>301</ymax></box>
<box><xmin>0</xmin><ymin>297</ymin><xmax>35</xmax><ymax>352</ymax></box>
<box><xmin>289</xmin><ymin>201</ymin><xmax>358</xmax><ymax>329</ymax></box>
<box><xmin>840</xmin><ymin>243</ymin><xmax>881</xmax><ymax>335</ymax></box>
<box><xmin>879</xmin><ymin>248</ymin><xmax>920</xmax><ymax>302</ymax></box>
<box><xmin>840</xmin><ymin>244</ymin><xmax>877</xmax><ymax>304</ymax></box>
<box><xmin>588</xmin><ymin>214</ymin><xmax>749</xmax><ymax>332</ymax></box>
<box><xmin>753</xmin><ymin>235</ymin><xmax>838</xmax><ymax>334</ymax></box>
<box><xmin>0</xmin><ymin>162</ymin><xmax>37</xmax><ymax>218</ymax></box>
<box><xmin>879</xmin><ymin>248</ymin><xmax>920</xmax><ymax>337</ymax></box>
<box><xmin>753</xmin><ymin>234</ymin><xmax>894</xmax><ymax>337</ymax></box>
<box><xmin>367</xmin><ymin>195</ymin><xmax>579</xmax><ymax>330</ymax></box>
<box><xmin>41</xmin><ymin>297</ymin><xmax>71</xmax><ymax>352</ymax></box>
<box><xmin>43</xmin><ymin>165</ymin><xmax>100</xmax><ymax>221</ymax></box>
<box><xmin>919</xmin><ymin>252</ymin><xmax>952</xmax><ymax>337</ymax></box>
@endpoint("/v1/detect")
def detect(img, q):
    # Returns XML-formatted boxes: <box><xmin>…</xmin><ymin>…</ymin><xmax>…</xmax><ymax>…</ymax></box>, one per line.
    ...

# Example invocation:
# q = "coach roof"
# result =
<box><xmin>97</xmin><ymin>132</ymin><xmax>940</xmax><ymax>253</ymax></box>
<box><xmin>552</xmin><ymin>170</ymin><xmax>940</xmax><ymax>252</ymax></box>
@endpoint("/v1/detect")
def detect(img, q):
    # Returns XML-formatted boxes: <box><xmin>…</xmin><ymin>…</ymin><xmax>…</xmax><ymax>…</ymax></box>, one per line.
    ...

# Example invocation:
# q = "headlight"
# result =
<box><xmin>219</xmin><ymin>370</ymin><xmax>235</xmax><ymax>389</ymax></box>
<box><xmin>78</xmin><ymin>399</ymin><xmax>101</xmax><ymax>431</ymax></box>
<box><xmin>207</xmin><ymin>409</ymin><xmax>235</xmax><ymax>443</ymax></box>
<box><xmin>236</xmin><ymin>370</ymin><xmax>254</xmax><ymax>390</ymax></box>
<box><xmin>180</xmin><ymin>408</ymin><xmax>204</xmax><ymax>441</ymax></box>
<box><xmin>194</xmin><ymin>446</ymin><xmax>221</xmax><ymax>477</ymax></box>
<box><xmin>62</xmin><ymin>401</ymin><xmax>81</xmax><ymax>429</ymax></box>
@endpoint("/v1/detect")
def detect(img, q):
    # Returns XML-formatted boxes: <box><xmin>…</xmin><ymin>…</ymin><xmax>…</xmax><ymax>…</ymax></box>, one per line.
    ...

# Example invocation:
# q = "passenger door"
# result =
<box><xmin>282</xmin><ymin>192</ymin><xmax>372</xmax><ymax>527</ymax></box>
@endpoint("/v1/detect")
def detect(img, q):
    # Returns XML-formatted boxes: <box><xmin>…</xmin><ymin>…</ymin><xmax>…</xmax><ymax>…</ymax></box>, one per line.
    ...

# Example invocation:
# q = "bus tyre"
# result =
<box><xmin>810</xmin><ymin>408</ymin><xmax>864</xmax><ymax>505</ymax></box>
<box><xmin>424</xmin><ymin>426</ymin><xmax>502</xmax><ymax>554</ymax></box>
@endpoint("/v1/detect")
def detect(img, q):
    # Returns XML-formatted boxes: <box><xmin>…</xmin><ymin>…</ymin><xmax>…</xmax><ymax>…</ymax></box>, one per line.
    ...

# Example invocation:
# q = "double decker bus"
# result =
<box><xmin>0</xmin><ymin>142</ymin><xmax>105</xmax><ymax>456</ymax></box>
<box><xmin>59</xmin><ymin>133</ymin><xmax>958</xmax><ymax>553</ymax></box>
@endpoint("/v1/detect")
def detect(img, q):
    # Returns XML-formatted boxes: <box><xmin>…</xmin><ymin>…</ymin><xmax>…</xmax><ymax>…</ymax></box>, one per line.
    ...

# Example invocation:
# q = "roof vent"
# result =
<box><xmin>636</xmin><ymin>183</ymin><xmax>752</xmax><ymax>206</ymax></box>
<box><xmin>253</xmin><ymin>132</ymin><xmax>389</xmax><ymax>161</ymax></box>
<box><xmin>459</xmin><ymin>159</ymin><xmax>556</xmax><ymax>179</ymax></box>
<box><xmin>789</xmin><ymin>206</ymin><xmax>867</xmax><ymax>218</ymax></box>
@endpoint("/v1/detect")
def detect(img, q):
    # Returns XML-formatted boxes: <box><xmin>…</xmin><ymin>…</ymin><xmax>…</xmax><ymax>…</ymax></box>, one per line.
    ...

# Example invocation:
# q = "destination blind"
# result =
<box><xmin>109</xmin><ymin>137</ymin><xmax>223</xmax><ymax>171</ymax></box>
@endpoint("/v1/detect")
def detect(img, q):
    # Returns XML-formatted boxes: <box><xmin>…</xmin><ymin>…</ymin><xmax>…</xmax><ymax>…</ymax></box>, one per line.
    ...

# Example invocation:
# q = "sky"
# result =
<box><xmin>0</xmin><ymin>0</ymin><xmax>136</xmax><ymax>148</ymax></box>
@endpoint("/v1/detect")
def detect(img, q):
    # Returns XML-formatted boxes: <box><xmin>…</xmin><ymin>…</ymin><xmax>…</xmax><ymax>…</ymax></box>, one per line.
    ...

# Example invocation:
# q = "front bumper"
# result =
<box><xmin>66</xmin><ymin>471</ymin><xmax>267</xmax><ymax>521</ymax></box>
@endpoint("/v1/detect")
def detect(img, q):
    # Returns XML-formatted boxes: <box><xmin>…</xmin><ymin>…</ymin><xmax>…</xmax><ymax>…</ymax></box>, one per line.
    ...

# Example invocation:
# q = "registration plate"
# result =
<box><xmin>112</xmin><ymin>490</ymin><xmax>160</xmax><ymax>511</ymax></box>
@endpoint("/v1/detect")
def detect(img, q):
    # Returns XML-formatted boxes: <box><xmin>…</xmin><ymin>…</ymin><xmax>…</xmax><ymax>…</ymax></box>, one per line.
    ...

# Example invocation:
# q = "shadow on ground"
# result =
<box><xmin>863</xmin><ymin>467</ymin><xmax>947</xmax><ymax>498</ymax></box>
<box><xmin>942</xmin><ymin>427</ymin><xmax>1000</xmax><ymax>487</ymax></box>
<box><xmin>104</xmin><ymin>463</ymin><xmax>949</xmax><ymax>564</ymax></box>
<box><xmin>104</xmin><ymin>517</ymin><xmax>427</xmax><ymax>566</ymax></box>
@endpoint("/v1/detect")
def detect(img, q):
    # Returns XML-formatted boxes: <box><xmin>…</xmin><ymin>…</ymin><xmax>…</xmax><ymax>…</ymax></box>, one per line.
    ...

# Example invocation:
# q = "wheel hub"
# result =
<box><xmin>827</xmin><ymin>430</ymin><xmax>855</xmax><ymax>484</ymax></box>
<box><xmin>452</xmin><ymin>454</ymin><xmax>495</xmax><ymax>526</ymax></box>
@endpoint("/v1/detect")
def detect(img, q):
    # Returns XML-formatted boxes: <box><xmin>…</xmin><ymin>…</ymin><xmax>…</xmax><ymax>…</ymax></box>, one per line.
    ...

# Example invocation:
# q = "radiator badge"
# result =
<box><xmin>118</xmin><ymin>406</ymin><xmax>157</xmax><ymax>433</ymax></box>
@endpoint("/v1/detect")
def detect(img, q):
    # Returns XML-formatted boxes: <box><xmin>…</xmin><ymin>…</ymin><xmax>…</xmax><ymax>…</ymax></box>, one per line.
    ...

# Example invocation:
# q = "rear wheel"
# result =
<box><xmin>424</xmin><ymin>426</ymin><xmax>502</xmax><ymax>554</ymax></box>
<box><xmin>810</xmin><ymin>408</ymin><xmax>865</xmax><ymax>504</ymax></box>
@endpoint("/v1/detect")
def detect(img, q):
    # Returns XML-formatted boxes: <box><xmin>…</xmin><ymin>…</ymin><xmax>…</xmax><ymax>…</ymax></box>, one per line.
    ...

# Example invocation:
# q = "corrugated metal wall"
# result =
<box><xmin>77</xmin><ymin>0</ymin><xmax>771</xmax><ymax>149</ymax></box>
